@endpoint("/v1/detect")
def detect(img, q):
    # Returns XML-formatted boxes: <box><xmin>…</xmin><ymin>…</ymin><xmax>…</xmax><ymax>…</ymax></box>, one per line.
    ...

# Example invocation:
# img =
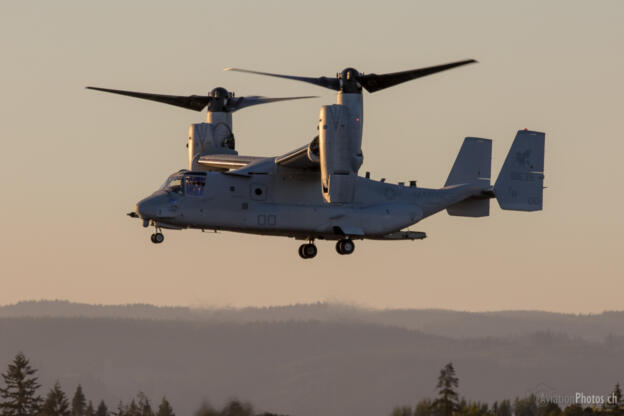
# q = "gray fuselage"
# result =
<box><xmin>135</xmin><ymin>164</ymin><xmax>485</xmax><ymax>240</ymax></box>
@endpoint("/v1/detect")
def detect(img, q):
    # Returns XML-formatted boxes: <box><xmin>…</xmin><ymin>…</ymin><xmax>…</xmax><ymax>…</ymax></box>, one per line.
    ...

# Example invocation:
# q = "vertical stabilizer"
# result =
<box><xmin>494</xmin><ymin>130</ymin><xmax>545</xmax><ymax>211</ymax></box>
<box><xmin>445</xmin><ymin>137</ymin><xmax>492</xmax><ymax>187</ymax></box>
<box><xmin>445</xmin><ymin>137</ymin><xmax>492</xmax><ymax>217</ymax></box>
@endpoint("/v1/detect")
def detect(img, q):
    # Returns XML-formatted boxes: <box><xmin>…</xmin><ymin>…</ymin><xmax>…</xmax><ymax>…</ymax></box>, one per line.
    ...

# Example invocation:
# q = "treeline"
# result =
<box><xmin>0</xmin><ymin>353</ymin><xmax>283</xmax><ymax>416</ymax></box>
<box><xmin>2</xmin><ymin>352</ymin><xmax>622</xmax><ymax>416</ymax></box>
<box><xmin>393</xmin><ymin>363</ymin><xmax>624</xmax><ymax>416</ymax></box>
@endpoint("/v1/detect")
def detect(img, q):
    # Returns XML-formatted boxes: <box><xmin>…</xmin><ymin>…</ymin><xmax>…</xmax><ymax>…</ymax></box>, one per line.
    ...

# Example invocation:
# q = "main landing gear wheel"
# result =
<box><xmin>151</xmin><ymin>232</ymin><xmax>164</xmax><ymax>244</ymax></box>
<box><xmin>298</xmin><ymin>243</ymin><xmax>317</xmax><ymax>259</ymax></box>
<box><xmin>336</xmin><ymin>239</ymin><xmax>355</xmax><ymax>255</ymax></box>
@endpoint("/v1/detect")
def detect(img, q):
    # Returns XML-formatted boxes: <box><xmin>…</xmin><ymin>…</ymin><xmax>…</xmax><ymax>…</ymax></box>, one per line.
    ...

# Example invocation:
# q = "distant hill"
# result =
<box><xmin>1</xmin><ymin>301</ymin><xmax>623</xmax><ymax>415</ymax></box>
<box><xmin>2</xmin><ymin>300</ymin><xmax>623</xmax><ymax>341</ymax></box>
<box><xmin>1</xmin><ymin>313</ymin><xmax>623</xmax><ymax>416</ymax></box>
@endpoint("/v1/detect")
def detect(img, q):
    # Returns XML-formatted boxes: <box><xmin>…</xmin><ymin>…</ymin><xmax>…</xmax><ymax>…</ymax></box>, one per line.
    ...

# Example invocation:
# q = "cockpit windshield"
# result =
<box><xmin>159</xmin><ymin>171</ymin><xmax>206</xmax><ymax>196</ymax></box>
<box><xmin>160</xmin><ymin>172</ymin><xmax>184</xmax><ymax>194</ymax></box>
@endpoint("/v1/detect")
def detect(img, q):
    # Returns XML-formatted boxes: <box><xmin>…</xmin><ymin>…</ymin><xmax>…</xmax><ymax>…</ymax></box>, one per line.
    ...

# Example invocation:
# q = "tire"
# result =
<box><xmin>303</xmin><ymin>243</ymin><xmax>317</xmax><ymax>258</ymax></box>
<box><xmin>335</xmin><ymin>240</ymin><xmax>344</xmax><ymax>254</ymax></box>
<box><xmin>336</xmin><ymin>239</ymin><xmax>354</xmax><ymax>255</ymax></box>
<box><xmin>341</xmin><ymin>239</ymin><xmax>354</xmax><ymax>254</ymax></box>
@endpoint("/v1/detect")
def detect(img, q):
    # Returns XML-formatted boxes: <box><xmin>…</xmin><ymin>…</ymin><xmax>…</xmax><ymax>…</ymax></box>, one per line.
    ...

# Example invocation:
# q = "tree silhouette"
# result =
<box><xmin>561</xmin><ymin>404</ymin><xmax>583</xmax><ymax>416</ymax></box>
<box><xmin>493</xmin><ymin>400</ymin><xmax>512</xmax><ymax>416</ymax></box>
<box><xmin>135</xmin><ymin>393</ymin><xmax>153</xmax><ymax>416</ymax></box>
<box><xmin>513</xmin><ymin>395</ymin><xmax>537</xmax><ymax>416</ymax></box>
<box><xmin>40</xmin><ymin>382</ymin><xmax>70</xmax><ymax>416</ymax></box>
<box><xmin>220</xmin><ymin>400</ymin><xmax>253</xmax><ymax>416</ymax></box>
<box><xmin>85</xmin><ymin>401</ymin><xmax>94</xmax><ymax>416</ymax></box>
<box><xmin>125</xmin><ymin>400</ymin><xmax>139</xmax><ymax>416</ymax></box>
<box><xmin>72</xmin><ymin>385</ymin><xmax>87</xmax><ymax>416</ymax></box>
<box><xmin>414</xmin><ymin>399</ymin><xmax>433</xmax><ymax>416</ymax></box>
<box><xmin>540</xmin><ymin>401</ymin><xmax>562</xmax><ymax>416</ymax></box>
<box><xmin>458</xmin><ymin>400</ymin><xmax>490</xmax><ymax>416</ymax></box>
<box><xmin>0</xmin><ymin>352</ymin><xmax>42</xmax><ymax>416</ymax></box>
<box><xmin>391</xmin><ymin>405</ymin><xmax>413</xmax><ymax>416</ymax></box>
<box><xmin>432</xmin><ymin>363</ymin><xmax>459</xmax><ymax>416</ymax></box>
<box><xmin>95</xmin><ymin>400</ymin><xmax>108</xmax><ymax>416</ymax></box>
<box><xmin>193</xmin><ymin>401</ymin><xmax>217</xmax><ymax>416</ymax></box>
<box><xmin>156</xmin><ymin>398</ymin><xmax>174</xmax><ymax>416</ymax></box>
<box><xmin>111</xmin><ymin>401</ymin><xmax>124</xmax><ymax>416</ymax></box>
<box><xmin>607</xmin><ymin>383</ymin><xmax>623</xmax><ymax>415</ymax></box>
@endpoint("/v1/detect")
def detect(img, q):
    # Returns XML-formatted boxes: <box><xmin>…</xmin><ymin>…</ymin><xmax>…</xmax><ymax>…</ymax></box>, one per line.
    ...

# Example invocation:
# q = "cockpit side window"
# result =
<box><xmin>184</xmin><ymin>174</ymin><xmax>206</xmax><ymax>197</ymax></box>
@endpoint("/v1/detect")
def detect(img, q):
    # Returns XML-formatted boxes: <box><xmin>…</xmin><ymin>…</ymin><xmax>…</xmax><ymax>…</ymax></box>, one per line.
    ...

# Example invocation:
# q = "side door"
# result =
<box><xmin>181</xmin><ymin>173</ymin><xmax>208</xmax><ymax>223</ymax></box>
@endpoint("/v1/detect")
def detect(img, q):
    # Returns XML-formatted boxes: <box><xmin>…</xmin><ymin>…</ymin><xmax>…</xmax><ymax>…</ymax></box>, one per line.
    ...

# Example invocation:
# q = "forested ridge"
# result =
<box><xmin>1</xmin><ymin>354</ymin><xmax>621</xmax><ymax>416</ymax></box>
<box><xmin>1</xmin><ymin>301</ymin><xmax>623</xmax><ymax>416</ymax></box>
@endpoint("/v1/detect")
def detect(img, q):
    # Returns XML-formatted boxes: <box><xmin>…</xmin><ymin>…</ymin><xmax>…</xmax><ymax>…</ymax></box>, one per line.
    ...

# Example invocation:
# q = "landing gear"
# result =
<box><xmin>336</xmin><ymin>238</ymin><xmax>355</xmax><ymax>255</ymax></box>
<box><xmin>150</xmin><ymin>232</ymin><xmax>164</xmax><ymax>244</ymax></box>
<box><xmin>298</xmin><ymin>243</ymin><xmax>317</xmax><ymax>259</ymax></box>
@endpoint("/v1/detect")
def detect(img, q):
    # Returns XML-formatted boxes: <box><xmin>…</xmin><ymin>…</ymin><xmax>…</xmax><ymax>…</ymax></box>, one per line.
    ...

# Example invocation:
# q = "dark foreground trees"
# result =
<box><xmin>1</xmin><ymin>352</ymin><xmax>621</xmax><ymax>416</ymax></box>
<box><xmin>432</xmin><ymin>363</ymin><xmax>460</xmax><ymax>416</ymax></box>
<box><xmin>71</xmin><ymin>386</ymin><xmax>86</xmax><ymax>416</ymax></box>
<box><xmin>0</xmin><ymin>352</ymin><xmax>42</xmax><ymax>416</ymax></box>
<box><xmin>94</xmin><ymin>401</ymin><xmax>107</xmax><ymax>416</ymax></box>
<box><xmin>0</xmin><ymin>353</ymin><xmax>289</xmax><ymax>416</ymax></box>
<box><xmin>40</xmin><ymin>382</ymin><xmax>70</xmax><ymax>416</ymax></box>
<box><xmin>156</xmin><ymin>398</ymin><xmax>174</xmax><ymax>416</ymax></box>
<box><xmin>391</xmin><ymin>362</ymin><xmax>623</xmax><ymax>416</ymax></box>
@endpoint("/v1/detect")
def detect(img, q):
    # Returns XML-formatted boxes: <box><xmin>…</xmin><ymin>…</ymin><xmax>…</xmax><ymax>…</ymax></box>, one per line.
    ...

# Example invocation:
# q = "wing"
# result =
<box><xmin>197</xmin><ymin>154</ymin><xmax>263</xmax><ymax>170</ymax></box>
<box><xmin>197</xmin><ymin>140</ymin><xmax>319</xmax><ymax>174</ymax></box>
<box><xmin>274</xmin><ymin>136</ymin><xmax>320</xmax><ymax>170</ymax></box>
<box><xmin>275</xmin><ymin>145</ymin><xmax>319</xmax><ymax>170</ymax></box>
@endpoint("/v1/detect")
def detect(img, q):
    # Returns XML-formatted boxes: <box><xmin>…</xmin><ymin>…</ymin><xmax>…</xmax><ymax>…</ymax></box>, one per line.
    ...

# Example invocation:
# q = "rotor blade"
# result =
<box><xmin>229</xmin><ymin>95</ymin><xmax>318</xmax><ymax>111</ymax></box>
<box><xmin>225</xmin><ymin>67</ymin><xmax>340</xmax><ymax>91</ymax></box>
<box><xmin>86</xmin><ymin>86</ymin><xmax>211</xmax><ymax>111</ymax></box>
<box><xmin>358</xmin><ymin>59</ymin><xmax>478</xmax><ymax>93</ymax></box>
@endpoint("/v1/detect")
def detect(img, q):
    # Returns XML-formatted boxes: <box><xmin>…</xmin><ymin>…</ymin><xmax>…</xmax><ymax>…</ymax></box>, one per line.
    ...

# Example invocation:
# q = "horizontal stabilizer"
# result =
<box><xmin>447</xmin><ymin>198</ymin><xmax>489</xmax><ymax>217</ymax></box>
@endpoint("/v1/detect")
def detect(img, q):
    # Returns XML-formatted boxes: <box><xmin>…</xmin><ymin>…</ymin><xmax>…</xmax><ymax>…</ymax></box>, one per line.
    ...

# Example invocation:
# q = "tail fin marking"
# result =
<box><xmin>494</xmin><ymin>130</ymin><xmax>545</xmax><ymax>211</ymax></box>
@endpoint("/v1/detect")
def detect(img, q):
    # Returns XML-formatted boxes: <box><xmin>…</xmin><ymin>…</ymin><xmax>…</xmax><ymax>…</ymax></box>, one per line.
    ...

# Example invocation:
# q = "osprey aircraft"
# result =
<box><xmin>88</xmin><ymin>60</ymin><xmax>545</xmax><ymax>259</ymax></box>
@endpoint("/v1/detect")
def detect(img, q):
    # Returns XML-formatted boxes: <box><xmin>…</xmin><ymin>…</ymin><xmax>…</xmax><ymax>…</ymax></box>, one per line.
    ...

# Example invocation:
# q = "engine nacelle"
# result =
<box><xmin>188</xmin><ymin>112</ymin><xmax>237</xmax><ymax>171</ymax></box>
<box><xmin>319</xmin><ymin>105</ymin><xmax>363</xmax><ymax>203</ymax></box>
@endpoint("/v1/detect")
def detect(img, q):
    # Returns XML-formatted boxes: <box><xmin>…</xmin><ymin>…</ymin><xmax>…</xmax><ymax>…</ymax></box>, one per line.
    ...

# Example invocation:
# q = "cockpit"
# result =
<box><xmin>159</xmin><ymin>170</ymin><xmax>207</xmax><ymax>197</ymax></box>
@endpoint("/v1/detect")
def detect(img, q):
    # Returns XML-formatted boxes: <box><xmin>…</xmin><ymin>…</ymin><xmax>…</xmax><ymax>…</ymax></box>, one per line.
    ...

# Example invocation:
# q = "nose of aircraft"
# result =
<box><xmin>135</xmin><ymin>193</ymin><xmax>172</xmax><ymax>220</ymax></box>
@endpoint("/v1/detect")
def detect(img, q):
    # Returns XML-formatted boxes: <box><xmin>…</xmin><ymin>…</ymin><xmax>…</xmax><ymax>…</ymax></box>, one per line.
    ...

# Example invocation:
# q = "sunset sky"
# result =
<box><xmin>1</xmin><ymin>0</ymin><xmax>623</xmax><ymax>312</ymax></box>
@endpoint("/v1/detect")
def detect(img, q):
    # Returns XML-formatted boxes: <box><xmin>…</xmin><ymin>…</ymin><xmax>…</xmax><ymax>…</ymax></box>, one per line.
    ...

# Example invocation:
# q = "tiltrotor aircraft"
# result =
<box><xmin>88</xmin><ymin>60</ymin><xmax>545</xmax><ymax>259</ymax></box>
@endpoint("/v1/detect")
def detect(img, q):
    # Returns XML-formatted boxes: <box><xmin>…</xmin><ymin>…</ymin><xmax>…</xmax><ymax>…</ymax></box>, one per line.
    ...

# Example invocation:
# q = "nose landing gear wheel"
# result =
<box><xmin>151</xmin><ymin>232</ymin><xmax>164</xmax><ymax>244</ymax></box>
<box><xmin>298</xmin><ymin>243</ymin><xmax>317</xmax><ymax>259</ymax></box>
<box><xmin>336</xmin><ymin>239</ymin><xmax>355</xmax><ymax>255</ymax></box>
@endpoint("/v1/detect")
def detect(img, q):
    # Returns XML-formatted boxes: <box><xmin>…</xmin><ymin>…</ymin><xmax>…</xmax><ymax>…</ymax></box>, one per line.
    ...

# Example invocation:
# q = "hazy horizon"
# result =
<box><xmin>1</xmin><ymin>1</ymin><xmax>623</xmax><ymax>313</ymax></box>
<box><xmin>2</xmin><ymin>298</ymin><xmax>624</xmax><ymax>315</ymax></box>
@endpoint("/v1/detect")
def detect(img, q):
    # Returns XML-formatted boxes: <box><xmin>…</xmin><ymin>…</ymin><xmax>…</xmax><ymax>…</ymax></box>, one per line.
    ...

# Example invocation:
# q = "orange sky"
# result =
<box><xmin>1</xmin><ymin>0</ymin><xmax>623</xmax><ymax>312</ymax></box>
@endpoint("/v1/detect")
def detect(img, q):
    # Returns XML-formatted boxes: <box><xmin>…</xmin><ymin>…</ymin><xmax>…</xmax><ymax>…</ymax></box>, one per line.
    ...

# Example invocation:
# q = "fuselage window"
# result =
<box><xmin>184</xmin><ymin>175</ymin><xmax>206</xmax><ymax>197</ymax></box>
